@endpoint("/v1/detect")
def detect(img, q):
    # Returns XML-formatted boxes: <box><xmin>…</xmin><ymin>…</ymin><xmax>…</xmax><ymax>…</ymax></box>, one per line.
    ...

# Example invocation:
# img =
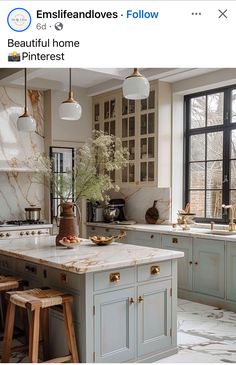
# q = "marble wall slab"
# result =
<box><xmin>0</xmin><ymin>86</ymin><xmax>45</xmax><ymax>220</ymax></box>
<box><xmin>110</xmin><ymin>186</ymin><xmax>171</xmax><ymax>224</ymax></box>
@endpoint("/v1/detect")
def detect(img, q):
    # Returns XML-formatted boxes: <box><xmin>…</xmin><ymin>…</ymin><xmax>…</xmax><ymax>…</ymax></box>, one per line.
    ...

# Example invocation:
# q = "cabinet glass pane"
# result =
<box><xmin>110</xmin><ymin>100</ymin><xmax>115</xmax><ymax>118</ymax></box>
<box><xmin>148</xmin><ymin>137</ymin><xmax>155</xmax><ymax>158</ymax></box>
<box><xmin>148</xmin><ymin>162</ymin><xmax>154</xmax><ymax>181</ymax></box>
<box><xmin>122</xmin><ymin>166</ymin><xmax>128</xmax><ymax>182</ymax></box>
<box><xmin>141</xmin><ymin>115</ymin><xmax>147</xmax><ymax>135</ymax></box>
<box><xmin>122</xmin><ymin>118</ymin><xmax>128</xmax><ymax>138</ymax></box>
<box><xmin>129</xmin><ymin>100</ymin><xmax>135</xmax><ymax>114</ymax></box>
<box><xmin>206</xmin><ymin>161</ymin><xmax>222</xmax><ymax>189</ymax></box>
<box><xmin>190</xmin><ymin>190</ymin><xmax>205</xmax><ymax>217</ymax></box>
<box><xmin>141</xmin><ymin>98</ymin><xmax>147</xmax><ymax>111</ymax></box>
<box><xmin>110</xmin><ymin>120</ymin><xmax>115</xmax><ymax>135</ymax></box>
<box><xmin>141</xmin><ymin>162</ymin><xmax>147</xmax><ymax>181</ymax></box>
<box><xmin>230</xmin><ymin>160</ymin><xmax>236</xmax><ymax>188</ymax></box>
<box><xmin>122</xmin><ymin>98</ymin><xmax>128</xmax><ymax>115</ymax></box>
<box><xmin>190</xmin><ymin>134</ymin><xmax>205</xmax><ymax>161</ymax></box>
<box><xmin>207</xmin><ymin>93</ymin><xmax>224</xmax><ymax>126</ymax></box>
<box><xmin>129</xmin><ymin>117</ymin><xmax>135</xmax><ymax>137</ymax></box>
<box><xmin>190</xmin><ymin>96</ymin><xmax>206</xmax><ymax>129</ymax></box>
<box><xmin>189</xmin><ymin>162</ymin><xmax>205</xmax><ymax>189</ymax></box>
<box><xmin>104</xmin><ymin>101</ymin><xmax>109</xmax><ymax>119</ymax></box>
<box><xmin>141</xmin><ymin>138</ymin><xmax>147</xmax><ymax>159</ymax></box>
<box><xmin>232</xmin><ymin>90</ymin><xmax>236</xmax><ymax>123</ymax></box>
<box><xmin>94</xmin><ymin>123</ymin><xmax>99</xmax><ymax>131</ymax></box>
<box><xmin>122</xmin><ymin>141</ymin><xmax>128</xmax><ymax>149</ymax></box>
<box><xmin>104</xmin><ymin>122</ymin><xmax>109</xmax><ymax>134</ymax></box>
<box><xmin>230</xmin><ymin>130</ymin><xmax>236</xmax><ymax>158</ymax></box>
<box><xmin>110</xmin><ymin>170</ymin><xmax>115</xmax><ymax>182</ymax></box>
<box><xmin>148</xmin><ymin>90</ymin><xmax>155</xmax><ymax>109</ymax></box>
<box><xmin>129</xmin><ymin>140</ymin><xmax>135</xmax><ymax>160</ymax></box>
<box><xmin>206</xmin><ymin>190</ymin><xmax>222</xmax><ymax>218</ymax></box>
<box><xmin>94</xmin><ymin>103</ymin><xmax>99</xmax><ymax>122</ymax></box>
<box><xmin>148</xmin><ymin>113</ymin><xmax>155</xmax><ymax>134</ymax></box>
<box><xmin>129</xmin><ymin>164</ymin><xmax>135</xmax><ymax>182</ymax></box>
<box><xmin>207</xmin><ymin>132</ymin><xmax>223</xmax><ymax>160</ymax></box>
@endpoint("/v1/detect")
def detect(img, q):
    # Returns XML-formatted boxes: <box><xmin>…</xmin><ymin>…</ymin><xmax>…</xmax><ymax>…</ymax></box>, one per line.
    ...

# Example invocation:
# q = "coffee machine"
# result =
<box><xmin>109</xmin><ymin>199</ymin><xmax>126</xmax><ymax>222</ymax></box>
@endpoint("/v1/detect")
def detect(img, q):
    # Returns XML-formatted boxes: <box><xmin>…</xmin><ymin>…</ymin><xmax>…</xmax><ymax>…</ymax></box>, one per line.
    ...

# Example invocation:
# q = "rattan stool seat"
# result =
<box><xmin>0</xmin><ymin>275</ymin><xmax>22</xmax><ymax>291</ymax></box>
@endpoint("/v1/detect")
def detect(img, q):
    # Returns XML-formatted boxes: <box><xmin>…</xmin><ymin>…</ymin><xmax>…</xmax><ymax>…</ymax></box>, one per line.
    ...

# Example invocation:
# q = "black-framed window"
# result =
<box><xmin>49</xmin><ymin>147</ymin><xmax>75</xmax><ymax>224</ymax></box>
<box><xmin>184</xmin><ymin>85</ymin><xmax>236</xmax><ymax>222</ymax></box>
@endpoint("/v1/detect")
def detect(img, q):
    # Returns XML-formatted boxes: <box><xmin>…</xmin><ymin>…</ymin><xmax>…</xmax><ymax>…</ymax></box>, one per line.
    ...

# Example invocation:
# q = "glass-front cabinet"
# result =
<box><xmin>92</xmin><ymin>83</ymin><xmax>160</xmax><ymax>186</ymax></box>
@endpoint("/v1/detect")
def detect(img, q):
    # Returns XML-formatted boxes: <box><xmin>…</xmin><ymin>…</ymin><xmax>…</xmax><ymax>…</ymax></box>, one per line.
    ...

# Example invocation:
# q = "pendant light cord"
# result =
<box><xmin>24</xmin><ymin>68</ymin><xmax>27</xmax><ymax>113</ymax></box>
<box><xmin>69</xmin><ymin>68</ymin><xmax>73</xmax><ymax>99</ymax></box>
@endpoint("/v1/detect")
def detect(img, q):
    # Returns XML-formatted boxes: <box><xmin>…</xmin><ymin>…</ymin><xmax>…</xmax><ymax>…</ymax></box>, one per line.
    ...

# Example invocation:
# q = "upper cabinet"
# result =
<box><xmin>92</xmin><ymin>81</ymin><xmax>171</xmax><ymax>187</ymax></box>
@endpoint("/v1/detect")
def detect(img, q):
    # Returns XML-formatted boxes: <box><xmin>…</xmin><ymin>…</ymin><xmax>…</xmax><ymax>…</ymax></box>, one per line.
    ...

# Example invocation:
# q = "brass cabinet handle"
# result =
<box><xmin>150</xmin><ymin>235</ymin><xmax>154</xmax><ymax>239</ymax></box>
<box><xmin>129</xmin><ymin>297</ymin><xmax>135</xmax><ymax>304</ymax></box>
<box><xmin>172</xmin><ymin>237</ymin><xmax>178</xmax><ymax>244</ymax></box>
<box><xmin>138</xmin><ymin>296</ymin><xmax>144</xmax><ymax>303</ymax></box>
<box><xmin>110</xmin><ymin>272</ymin><xmax>120</xmax><ymax>283</ymax></box>
<box><xmin>195</xmin><ymin>262</ymin><xmax>198</xmax><ymax>265</ymax></box>
<box><xmin>189</xmin><ymin>261</ymin><xmax>193</xmax><ymax>265</ymax></box>
<box><xmin>150</xmin><ymin>265</ymin><xmax>160</xmax><ymax>275</ymax></box>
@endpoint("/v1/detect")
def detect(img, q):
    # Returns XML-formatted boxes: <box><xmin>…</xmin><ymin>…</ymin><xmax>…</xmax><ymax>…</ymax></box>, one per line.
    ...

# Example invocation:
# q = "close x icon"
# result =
<box><xmin>218</xmin><ymin>9</ymin><xmax>228</xmax><ymax>18</ymax></box>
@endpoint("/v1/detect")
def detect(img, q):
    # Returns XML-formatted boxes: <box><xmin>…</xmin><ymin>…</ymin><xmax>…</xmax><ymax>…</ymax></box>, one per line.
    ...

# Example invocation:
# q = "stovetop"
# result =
<box><xmin>6</xmin><ymin>220</ymin><xmax>46</xmax><ymax>226</ymax></box>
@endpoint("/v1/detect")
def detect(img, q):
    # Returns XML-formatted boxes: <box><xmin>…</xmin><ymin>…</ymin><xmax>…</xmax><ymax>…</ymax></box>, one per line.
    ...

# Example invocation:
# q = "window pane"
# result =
<box><xmin>206</xmin><ymin>161</ymin><xmax>222</xmax><ymax>189</ymax></box>
<box><xmin>129</xmin><ymin>117</ymin><xmax>135</xmax><ymax>137</ymax></box>
<box><xmin>104</xmin><ymin>122</ymin><xmax>109</xmax><ymax>134</ymax></box>
<box><xmin>129</xmin><ymin>100</ymin><xmax>135</xmax><ymax>114</ymax></box>
<box><xmin>148</xmin><ymin>90</ymin><xmax>155</xmax><ymax>109</ymax></box>
<box><xmin>148</xmin><ymin>113</ymin><xmax>155</xmax><ymax>134</ymax></box>
<box><xmin>232</xmin><ymin>90</ymin><xmax>236</xmax><ymax>123</ymax></box>
<box><xmin>122</xmin><ymin>166</ymin><xmax>128</xmax><ymax>182</ymax></box>
<box><xmin>207</xmin><ymin>132</ymin><xmax>223</xmax><ymax>160</ymax></box>
<box><xmin>141</xmin><ymin>98</ymin><xmax>147</xmax><ymax>111</ymax></box>
<box><xmin>122</xmin><ymin>118</ymin><xmax>128</xmax><ymax>138</ymax></box>
<box><xmin>110</xmin><ymin>100</ymin><xmax>115</xmax><ymax>118</ymax></box>
<box><xmin>129</xmin><ymin>164</ymin><xmax>135</xmax><ymax>182</ymax></box>
<box><xmin>190</xmin><ymin>96</ymin><xmax>206</xmax><ymax>129</ymax></box>
<box><xmin>207</xmin><ymin>93</ymin><xmax>224</xmax><ymax>126</ymax></box>
<box><xmin>110</xmin><ymin>121</ymin><xmax>115</xmax><ymax>135</ymax></box>
<box><xmin>122</xmin><ymin>98</ymin><xmax>128</xmax><ymax>115</ymax></box>
<box><xmin>230</xmin><ymin>160</ymin><xmax>236</xmax><ymax>189</ymax></box>
<box><xmin>190</xmin><ymin>191</ymin><xmax>205</xmax><ymax>217</ymax></box>
<box><xmin>189</xmin><ymin>162</ymin><xmax>205</xmax><ymax>189</ymax></box>
<box><xmin>141</xmin><ymin>138</ymin><xmax>147</xmax><ymax>159</ymax></box>
<box><xmin>141</xmin><ymin>115</ymin><xmax>147</xmax><ymax>135</ymax></box>
<box><xmin>129</xmin><ymin>140</ymin><xmax>135</xmax><ymax>160</ymax></box>
<box><xmin>206</xmin><ymin>190</ymin><xmax>222</xmax><ymax>218</ymax></box>
<box><xmin>141</xmin><ymin>162</ymin><xmax>147</xmax><ymax>182</ymax></box>
<box><xmin>148</xmin><ymin>162</ymin><xmax>154</xmax><ymax>181</ymax></box>
<box><xmin>148</xmin><ymin>137</ymin><xmax>155</xmax><ymax>158</ymax></box>
<box><xmin>190</xmin><ymin>134</ymin><xmax>205</xmax><ymax>161</ymax></box>
<box><xmin>230</xmin><ymin>130</ymin><xmax>236</xmax><ymax>158</ymax></box>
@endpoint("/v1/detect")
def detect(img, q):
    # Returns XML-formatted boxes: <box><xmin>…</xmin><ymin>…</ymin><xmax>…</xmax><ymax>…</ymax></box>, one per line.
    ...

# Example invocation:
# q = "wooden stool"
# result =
<box><xmin>1</xmin><ymin>288</ymin><xmax>79</xmax><ymax>363</ymax></box>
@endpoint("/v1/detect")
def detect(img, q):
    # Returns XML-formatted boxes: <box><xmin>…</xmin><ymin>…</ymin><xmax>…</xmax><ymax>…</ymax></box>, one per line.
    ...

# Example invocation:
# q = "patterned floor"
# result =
<box><xmin>0</xmin><ymin>299</ymin><xmax>235</xmax><ymax>362</ymax></box>
<box><xmin>159</xmin><ymin>299</ymin><xmax>236</xmax><ymax>363</ymax></box>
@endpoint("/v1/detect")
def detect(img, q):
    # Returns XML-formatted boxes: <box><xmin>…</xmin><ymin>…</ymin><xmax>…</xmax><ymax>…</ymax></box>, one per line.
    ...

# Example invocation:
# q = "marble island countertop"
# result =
<box><xmin>87</xmin><ymin>222</ymin><xmax>236</xmax><ymax>241</ymax></box>
<box><xmin>0</xmin><ymin>236</ymin><xmax>184</xmax><ymax>274</ymax></box>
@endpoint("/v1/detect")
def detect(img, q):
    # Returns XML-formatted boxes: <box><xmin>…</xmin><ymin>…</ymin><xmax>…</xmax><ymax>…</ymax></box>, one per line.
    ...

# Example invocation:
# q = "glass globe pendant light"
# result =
<box><xmin>122</xmin><ymin>68</ymin><xmax>150</xmax><ymax>100</ymax></box>
<box><xmin>17</xmin><ymin>68</ymin><xmax>36</xmax><ymax>132</ymax></box>
<box><xmin>59</xmin><ymin>68</ymin><xmax>82</xmax><ymax>120</ymax></box>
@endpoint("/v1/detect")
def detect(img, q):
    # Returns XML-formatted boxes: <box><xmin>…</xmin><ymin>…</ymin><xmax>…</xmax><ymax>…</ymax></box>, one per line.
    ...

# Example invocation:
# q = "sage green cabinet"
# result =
<box><xmin>193</xmin><ymin>238</ymin><xmax>224</xmax><ymax>298</ymax></box>
<box><xmin>226</xmin><ymin>243</ymin><xmax>236</xmax><ymax>302</ymax></box>
<box><xmin>162</xmin><ymin>234</ymin><xmax>193</xmax><ymax>291</ymax></box>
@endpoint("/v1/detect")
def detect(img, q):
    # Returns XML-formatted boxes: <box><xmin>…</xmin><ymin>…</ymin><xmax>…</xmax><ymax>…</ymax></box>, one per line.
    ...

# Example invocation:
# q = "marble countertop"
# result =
<box><xmin>87</xmin><ymin>222</ymin><xmax>236</xmax><ymax>242</ymax></box>
<box><xmin>0</xmin><ymin>236</ymin><xmax>184</xmax><ymax>274</ymax></box>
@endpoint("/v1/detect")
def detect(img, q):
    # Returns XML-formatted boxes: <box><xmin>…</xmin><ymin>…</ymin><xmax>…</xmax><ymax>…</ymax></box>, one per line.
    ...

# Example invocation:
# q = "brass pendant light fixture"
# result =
<box><xmin>17</xmin><ymin>68</ymin><xmax>36</xmax><ymax>132</ymax></box>
<box><xmin>59</xmin><ymin>68</ymin><xmax>82</xmax><ymax>120</ymax></box>
<box><xmin>123</xmin><ymin>68</ymin><xmax>150</xmax><ymax>100</ymax></box>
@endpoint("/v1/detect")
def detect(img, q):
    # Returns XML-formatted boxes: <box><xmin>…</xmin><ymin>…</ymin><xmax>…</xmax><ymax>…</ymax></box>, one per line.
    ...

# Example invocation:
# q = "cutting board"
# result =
<box><xmin>145</xmin><ymin>201</ymin><xmax>159</xmax><ymax>224</ymax></box>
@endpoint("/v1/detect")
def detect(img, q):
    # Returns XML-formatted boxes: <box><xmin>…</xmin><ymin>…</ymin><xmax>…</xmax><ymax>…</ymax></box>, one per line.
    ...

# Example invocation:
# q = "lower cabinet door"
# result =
<box><xmin>137</xmin><ymin>280</ymin><xmax>172</xmax><ymax>357</ymax></box>
<box><xmin>94</xmin><ymin>287</ymin><xmax>135</xmax><ymax>363</ymax></box>
<box><xmin>193</xmin><ymin>238</ymin><xmax>224</xmax><ymax>298</ymax></box>
<box><xmin>226</xmin><ymin>243</ymin><xmax>236</xmax><ymax>301</ymax></box>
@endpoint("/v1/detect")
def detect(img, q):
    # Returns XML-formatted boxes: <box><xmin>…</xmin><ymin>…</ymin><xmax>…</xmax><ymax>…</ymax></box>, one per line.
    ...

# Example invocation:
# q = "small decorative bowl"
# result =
<box><xmin>89</xmin><ymin>236</ymin><xmax>114</xmax><ymax>246</ymax></box>
<box><xmin>59</xmin><ymin>240</ymin><xmax>80</xmax><ymax>249</ymax></box>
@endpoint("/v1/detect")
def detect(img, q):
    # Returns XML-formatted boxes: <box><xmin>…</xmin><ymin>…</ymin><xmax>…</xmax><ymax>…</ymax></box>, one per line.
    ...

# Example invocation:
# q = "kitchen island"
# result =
<box><xmin>0</xmin><ymin>236</ymin><xmax>183</xmax><ymax>363</ymax></box>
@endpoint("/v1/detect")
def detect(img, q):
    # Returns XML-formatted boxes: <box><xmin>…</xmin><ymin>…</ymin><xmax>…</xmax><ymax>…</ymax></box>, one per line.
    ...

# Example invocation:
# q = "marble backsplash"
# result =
<box><xmin>0</xmin><ymin>86</ymin><xmax>45</xmax><ymax>220</ymax></box>
<box><xmin>110</xmin><ymin>186</ymin><xmax>171</xmax><ymax>224</ymax></box>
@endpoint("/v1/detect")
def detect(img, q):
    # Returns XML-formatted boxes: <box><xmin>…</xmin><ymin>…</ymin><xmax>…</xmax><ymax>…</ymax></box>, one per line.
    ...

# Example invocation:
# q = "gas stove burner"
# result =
<box><xmin>6</xmin><ymin>220</ymin><xmax>46</xmax><ymax>226</ymax></box>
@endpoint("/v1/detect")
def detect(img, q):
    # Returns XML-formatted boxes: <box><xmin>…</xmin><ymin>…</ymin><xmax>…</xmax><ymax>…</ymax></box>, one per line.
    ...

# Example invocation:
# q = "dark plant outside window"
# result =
<box><xmin>185</xmin><ymin>86</ymin><xmax>236</xmax><ymax>222</ymax></box>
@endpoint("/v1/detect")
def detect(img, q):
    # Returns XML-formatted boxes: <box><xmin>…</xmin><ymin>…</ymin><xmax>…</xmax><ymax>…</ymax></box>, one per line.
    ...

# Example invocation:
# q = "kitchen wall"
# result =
<box><xmin>0</xmin><ymin>86</ymin><xmax>45</xmax><ymax>220</ymax></box>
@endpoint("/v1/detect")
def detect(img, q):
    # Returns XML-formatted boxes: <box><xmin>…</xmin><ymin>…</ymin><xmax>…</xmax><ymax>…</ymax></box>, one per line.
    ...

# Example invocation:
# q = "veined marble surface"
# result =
<box><xmin>0</xmin><ymin>236</ymin><xmax>183</xmax><ymax>274</ymax></box>
<box><xmin>0</xmin><ymin>86</ymin><xmax>45</xmax><ymax>220</ymax></box>
<box><xmin>87</xmin><ymin>222</ymin><xmax>236</xmax><ymax>242</ymax></box>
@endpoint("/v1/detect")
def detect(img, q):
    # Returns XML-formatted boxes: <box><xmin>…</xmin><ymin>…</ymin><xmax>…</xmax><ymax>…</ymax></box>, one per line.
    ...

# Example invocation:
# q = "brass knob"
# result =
<box><xmin>195</xmin><ymin>262</ymin><xmax>198</xmax><ymax>265</ymax></box>
<box><xmin>150</xmin><ymin>235</ymin><xmax>154</xmax><ymax>239</ymax></box>
<box><xmin>129</xmin><ymin>297</ymin><xmax>135</xmax><ymax>304</ymax></box>
<box><xmin>150</xmin><ymin>265</ymin><xmax>160</xmax><ymax>275</ymax></box>
<box><xmin>189</xmin><ymin>261</ymin><xmax>193</xmax><ymax>265</ymax></box>
<box><xmin>110</xmin><ymin>272</ymin><xmax>120</xmax><ymax>283</ymax></box>
<box><xmin>172</xmin><ymin>237</ymin><xmax>178</xmax><ymax>244</ymax></box>
<box><xmin>138</xmin><ymin>296</ymin><xmax>144</xmax><ymax>303</ymax></box>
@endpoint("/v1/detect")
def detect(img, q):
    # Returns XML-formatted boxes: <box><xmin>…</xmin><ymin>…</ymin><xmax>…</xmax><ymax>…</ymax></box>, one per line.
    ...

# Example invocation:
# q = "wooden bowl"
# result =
<box><xmin>90</xmin><ymin>236</ymin><xmax>113</xmax><ymax>246</ymax></box>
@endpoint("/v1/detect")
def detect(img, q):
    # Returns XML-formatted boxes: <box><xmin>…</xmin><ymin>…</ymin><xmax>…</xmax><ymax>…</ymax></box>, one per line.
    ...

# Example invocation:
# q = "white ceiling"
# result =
<box><xmin>0</xmin><ymin>68</ymin><xmax>220</xmax><ymax>95</ymax></box>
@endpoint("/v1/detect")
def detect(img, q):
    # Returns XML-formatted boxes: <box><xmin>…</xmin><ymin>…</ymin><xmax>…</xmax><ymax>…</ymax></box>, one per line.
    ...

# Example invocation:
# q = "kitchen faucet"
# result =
<box><xmin>222</xmin><ymin>204</ymin><xmax>236</xmax><ymax>231</ymax></box>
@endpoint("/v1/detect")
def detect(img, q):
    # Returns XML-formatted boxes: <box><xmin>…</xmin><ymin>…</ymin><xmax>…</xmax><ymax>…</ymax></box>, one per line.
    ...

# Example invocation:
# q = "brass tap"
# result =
<box><xmin>222</xmin><ymin>204</ymin><xmax>236</xmax><ymax>231</ymax></box>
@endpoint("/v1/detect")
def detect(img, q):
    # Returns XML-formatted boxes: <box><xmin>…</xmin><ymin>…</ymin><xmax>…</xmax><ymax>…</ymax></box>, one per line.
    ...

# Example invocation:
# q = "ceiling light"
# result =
<box><xmin>123</xmin><ymin>68</ymin><xmax>150</xmax><ymax>100</ymax></box>
<box><xmin>59</xmin><ymin>68</ymin><xmax>82</xmax><ymax>120</ymax></box>
<box><xmin>17</xmin><ymin>68</ymin><xmax>36</xmax><ymax>132</ymax></box>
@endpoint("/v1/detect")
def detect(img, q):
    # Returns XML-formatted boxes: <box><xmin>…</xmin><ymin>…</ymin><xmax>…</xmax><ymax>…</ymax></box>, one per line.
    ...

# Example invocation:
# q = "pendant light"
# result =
<box><xmin>17</xmin><ymin>68</ymin><xmax>36</xmax><ymax>132</ymax></box>
<box><xmin>123</xmin><ymin>68</ymin><xmax>150</xmax><ymax>100</ymax></box>
<box><xmin>59</xmin><ymin>68</ymin><xmax>82</xmax><ymax>120</ymax></box>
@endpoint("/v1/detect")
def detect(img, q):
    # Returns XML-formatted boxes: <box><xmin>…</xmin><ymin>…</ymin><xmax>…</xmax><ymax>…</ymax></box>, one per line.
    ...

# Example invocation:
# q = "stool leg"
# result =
<box><xmin>28</xmin><ymin>308</ymin><xmax>40</xmax><ymax>363</ymax></box>
<box><xmin>41</xmin><ymin>308</ymin><xmax>49</xmax><ymax>361</ymax></box>
<box><xmin>1</xmin><ymin>301</ymin><xmax>16</xmax><ymax>363</ymax></box>
<box><xmin>62</xmin><ymin>302</ymin><xmax>79</xmax><ymax>363</ymax></box>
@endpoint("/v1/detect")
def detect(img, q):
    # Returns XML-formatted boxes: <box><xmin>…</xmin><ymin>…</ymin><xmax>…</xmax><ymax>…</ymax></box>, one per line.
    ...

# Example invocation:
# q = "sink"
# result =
<box><xmin>205</xmin><ymin>230</ymin><xmax>236</xmax><ymax>236</ymax></box>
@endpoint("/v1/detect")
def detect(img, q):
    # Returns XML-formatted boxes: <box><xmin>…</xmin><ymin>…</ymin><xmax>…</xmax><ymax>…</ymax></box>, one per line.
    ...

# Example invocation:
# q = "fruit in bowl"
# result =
<box><xmin>62</xmin><ymin>235</ymin><xmax>80</xmax><ymax>244</ymax></box>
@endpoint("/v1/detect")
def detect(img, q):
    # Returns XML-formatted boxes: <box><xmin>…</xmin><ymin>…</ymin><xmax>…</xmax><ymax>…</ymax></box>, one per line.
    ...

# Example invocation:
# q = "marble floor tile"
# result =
<box><xmin>158</xmin><ymin>299</ymin><xmax>236</xmax><ymax>363</ymax></box>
